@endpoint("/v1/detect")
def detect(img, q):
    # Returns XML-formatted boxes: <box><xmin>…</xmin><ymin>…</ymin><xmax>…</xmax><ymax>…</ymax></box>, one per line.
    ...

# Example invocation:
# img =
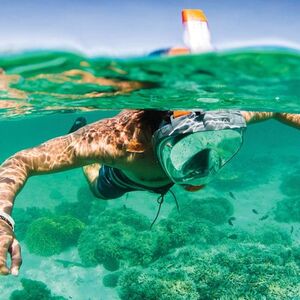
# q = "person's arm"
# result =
<box><xmin>274</xmin><ymin>112</ymin><xmax>300</xmax><ymax>129</ymax></box>
<box><xmin>241</xmin><ymin>111</ymin><xmax>300</xmax><ymax>129</ymax></box>
<box><xmin>0</xmin><ymin>135</ymin><xmax>78</xmax><ymax>216</ymax></box>
<box><xmin>0</xmin><ymin>117</ymin><xmax>129</xmax><ymax>276</ymax></box>
<box><xmin>241</xmin><ymin>111</ymin><xmax>274</xmax><ymax>124</ymax></box>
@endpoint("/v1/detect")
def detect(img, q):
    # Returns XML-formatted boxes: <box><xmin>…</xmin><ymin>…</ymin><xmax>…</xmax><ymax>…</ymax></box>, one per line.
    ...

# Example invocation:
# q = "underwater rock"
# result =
<box><xmin>10</xmin><ymin>278</ymin><xmax>67</xmax><ymax>300</ymax></box>
<box><xmin>169</xmin><ymin>196</ymin><xmax>234</xmax><ymax>225</ymax></box>
<box><xmin>118</xmin><ymin>244</ymin><xmax>300</xmax><ymax>299</ymax></box>
<box><xmin>280</xmin><ymin>171</ymin><xmax>300</xmax><ymax>197</ymax></box>
<box><xmin>274</xmin><ymin>196</ymin><xmax>300</xmax><ymax>223</ymax></box>
<box><xmin>12</xmin><ymin>207</ymin><xmax>52</xmax><ymax>241</ymax></box>
<box><xmin>25</xmin><ymin>216</ymin><xmax>85</xmax><ymax>256</ymax></box>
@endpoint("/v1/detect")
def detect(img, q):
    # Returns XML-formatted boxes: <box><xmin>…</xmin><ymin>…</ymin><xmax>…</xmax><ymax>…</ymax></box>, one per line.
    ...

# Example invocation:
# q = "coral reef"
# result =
<box><xmin>252</xmin><ymin>224</ymin><xmax>292</xmax><ymax>246</ymax></box>
<box><xmin>102</xmin><ymin>272</ymin><xmax>121</xmax><ymax>288</ymax></box>
<box><xmin>77</xmin><ymin>208</ymin><xmax>155</xmax><ymax>270</ymax></box>
<box><xmin>12</xmin><ymin>207</ymin><xmax>52</xmax><ymax>241</ymax></box>
<box><xmin>274</xmin><ymin>196</ymin><xmax>300</xmax><ymax>223</ymax></box>
<box><xmin>118</xmin><ymin>243</ymin><xmax>300</xmax><ymax>299</ymax></box>
<box><xmin>169</xmin><ymin>196</ymin><xmax>234</xmax><ymax>225</ymax></box>
<box><xmin>155</xmin><ymin>217</ymin><xmax>224</xmax><ymax>251</ymax></box>
<box><xmin>10</xmin><ymin>278</ymin><xmax>66</xmax><ymax>300</ymax></box>
<box><xmin>221</xmin><ymin>224</ymin><xmax>292</xmax><ymax>247</ymax></box>
<box><xmin>78</xmin><ymin>207</ymin><xmax>225</xmax><ymax>271</ymax></box>
<box><xmin>280</xmin><ymin>171</ymin><xmax>300</xmax><ymax>197</ymax></box>
<box><xmin>12</xmin><ymin>185</ymin><xmax>105</xmax><ymax>246</ymax></box>
<box><xmin>118</xmin><ymin>266</ymin><xmax>199</xmax><ymax>300</ymax></box>
<box><xmin>292</xmin><ymin>245</ymin><xmax>300</xmax><ymax>268</ymax></box>
<box><xmin>25</xmin><ymin>216</ymin><xmax>85</xmax><ymax>256</ymax></box>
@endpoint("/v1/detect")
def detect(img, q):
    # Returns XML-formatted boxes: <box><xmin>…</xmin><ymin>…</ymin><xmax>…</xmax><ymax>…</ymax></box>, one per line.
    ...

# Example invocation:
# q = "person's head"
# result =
<box><xmin>152</xmin><ymin>110</ymin><xmax>246</xmax><ymax>188</ymax></box>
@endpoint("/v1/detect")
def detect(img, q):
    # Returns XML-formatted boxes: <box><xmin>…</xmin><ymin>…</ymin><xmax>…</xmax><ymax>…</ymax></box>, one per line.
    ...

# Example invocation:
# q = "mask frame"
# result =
<box><xmin>153</xmin><ymin>110</ymin><xmax>247</xmax><ymax>185</ymax></box>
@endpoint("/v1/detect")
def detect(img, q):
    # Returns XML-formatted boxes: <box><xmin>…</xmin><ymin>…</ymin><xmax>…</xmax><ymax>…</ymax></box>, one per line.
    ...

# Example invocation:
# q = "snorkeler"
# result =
<box><xmin>1</xmin><ymin>8</ymin><xmax>300</xmax><ymax>277</ymax></box>
<box><xmin>0</xmin><ymin>108</ymin><xmax>299</xmax><ymax>276</ymax></box>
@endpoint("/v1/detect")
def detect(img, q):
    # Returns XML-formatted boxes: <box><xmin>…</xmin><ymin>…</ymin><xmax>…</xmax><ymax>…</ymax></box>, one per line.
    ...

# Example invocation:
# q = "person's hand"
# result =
<box><xmin>0</xmin><ymin>219</ymin><xmax>22</xmax><ymax>276</ymax></box>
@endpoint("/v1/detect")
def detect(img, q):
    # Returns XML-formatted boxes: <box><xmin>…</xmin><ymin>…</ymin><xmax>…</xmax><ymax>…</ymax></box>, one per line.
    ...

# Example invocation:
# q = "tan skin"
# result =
<box><xmin>0</xmin><ymin>109</ymin><xmax>299</xmax><ymax>276</ymax></box>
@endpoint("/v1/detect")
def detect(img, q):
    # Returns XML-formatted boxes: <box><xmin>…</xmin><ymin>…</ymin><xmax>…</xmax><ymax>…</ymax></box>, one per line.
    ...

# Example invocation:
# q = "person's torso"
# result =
<box><xmin>120</xmin><ymin>150</ymin><xmax>172</xmax><ymax>188</ymax></box>
<box><xmin>94</xmin><ymin>110</ymin><xmax>171</xmax><ymax>189</ymax></box>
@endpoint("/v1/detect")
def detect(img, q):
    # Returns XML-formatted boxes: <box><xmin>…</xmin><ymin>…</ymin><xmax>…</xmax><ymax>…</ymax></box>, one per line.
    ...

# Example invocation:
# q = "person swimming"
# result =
<box><xmin>82</xmin><ymin>109</ymin><xmax>246</xmax><ymax>200</ymax></box>
<box><xmin>1</xmin><ymin>8</ymin><xmax>300</xmax><ymax>278</ymax></box>
<box><xmin>0</xmin><ymin>108</ymin><xmax>299</xmax><ymax>276</ymax></box>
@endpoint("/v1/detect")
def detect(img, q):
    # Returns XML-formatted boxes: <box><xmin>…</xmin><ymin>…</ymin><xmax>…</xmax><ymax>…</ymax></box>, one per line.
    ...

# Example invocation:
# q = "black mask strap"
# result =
<box><xmin>150</xmin><ymin>189</ymin><xmax>179</xmax><ymax>229</ymax></box>
<box><xmin>150</xmin><ymin>194</ymin><xmax>164</xmax><ymax>229</ymax></box>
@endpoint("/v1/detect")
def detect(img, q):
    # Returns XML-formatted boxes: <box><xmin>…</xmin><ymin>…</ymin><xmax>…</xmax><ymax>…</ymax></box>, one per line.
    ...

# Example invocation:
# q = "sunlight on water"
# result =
<box><xmin>0</xmin><ymin>48</ymin><xmax>299</xmax><ymax>299</ymax></box>
<box><xmin>0</xmin><ymin>47</ymin><xmax>300</xmax><ymax>119</ymax></box>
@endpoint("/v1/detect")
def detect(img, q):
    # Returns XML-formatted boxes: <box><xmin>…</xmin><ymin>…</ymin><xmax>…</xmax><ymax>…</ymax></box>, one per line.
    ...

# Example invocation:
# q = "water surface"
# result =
<box><xmin>0</xmin><ymin>47</ymin><xmax>300</xmax><ymax>119</ymax></box>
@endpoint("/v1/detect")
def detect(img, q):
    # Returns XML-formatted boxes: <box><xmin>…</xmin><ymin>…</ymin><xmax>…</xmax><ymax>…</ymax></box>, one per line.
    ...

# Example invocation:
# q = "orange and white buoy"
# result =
<box><xmin>182</xmin><ymin>9</ymin><xmax>213</xmax><ymax>53</ymax></box>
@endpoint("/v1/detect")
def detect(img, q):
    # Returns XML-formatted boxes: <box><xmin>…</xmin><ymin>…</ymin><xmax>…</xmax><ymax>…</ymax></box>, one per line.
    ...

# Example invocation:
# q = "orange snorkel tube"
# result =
<box><xmin>167</xmin><ymin>9</ymin><xmax>213</xmax><ymax>192</ymax></box>
<box><xmin>167</xmin><ymin>9</ymin><xmax>213</xmax><ymax>56</ymax></box>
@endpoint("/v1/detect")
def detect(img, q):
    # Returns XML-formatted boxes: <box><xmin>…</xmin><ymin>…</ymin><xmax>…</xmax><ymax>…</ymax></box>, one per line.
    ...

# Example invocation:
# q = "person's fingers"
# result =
<box><xmin>0</xmin><ymin>266</ymin><xmax>9</xmax><ymax>275</ymax></box>
<box><xmin>0</xmin><ymin>233</ymin><xmax>12</xmax><ymax>275</ymax></box>
<box><xmin>9</xmin><ymin>239</ymin><xmax>22</xmax><ymax>276</ymax></box>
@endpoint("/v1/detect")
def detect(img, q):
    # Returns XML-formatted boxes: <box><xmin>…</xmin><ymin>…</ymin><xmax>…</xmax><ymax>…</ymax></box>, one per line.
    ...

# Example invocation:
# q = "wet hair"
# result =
<box><xmin>117</xmin><ymin>109</ymin><xmax>170</xmax><ymax>151</ymax></box>
<box><xmin>139</xmin><ymin>109</ymin><xmax>169</xmax><ymax>134</ymax></box>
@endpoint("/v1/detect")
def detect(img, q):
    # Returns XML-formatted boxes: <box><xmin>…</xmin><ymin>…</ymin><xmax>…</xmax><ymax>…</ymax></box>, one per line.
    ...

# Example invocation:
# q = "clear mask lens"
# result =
<box><xmin>157</xmin><ymin>129</ymin><xmax>243</xmax><ymax>185</ymax></box>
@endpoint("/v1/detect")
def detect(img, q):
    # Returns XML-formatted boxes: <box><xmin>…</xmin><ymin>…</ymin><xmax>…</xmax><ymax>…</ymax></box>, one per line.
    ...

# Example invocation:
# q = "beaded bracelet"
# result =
<box><xmin>0</xmin><ymin>212</ymin><xmax>15</xmax><ymax>231</ymax></box>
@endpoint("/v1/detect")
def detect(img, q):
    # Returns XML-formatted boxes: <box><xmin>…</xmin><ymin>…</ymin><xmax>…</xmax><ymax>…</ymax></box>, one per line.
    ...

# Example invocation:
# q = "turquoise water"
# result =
<box><xmin>0</xmin><ymin>48</ymin><xmax>300</xmax><ymax>299</ymax></box>
<box><xmin>0</xmin><ymin>47</ymin><xmax>300</xmax><ymax>118</ymax></box>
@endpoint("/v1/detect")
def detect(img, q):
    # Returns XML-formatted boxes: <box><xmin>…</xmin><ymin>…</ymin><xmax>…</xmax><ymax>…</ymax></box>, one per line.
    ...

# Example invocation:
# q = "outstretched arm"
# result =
<box><xmin>241</xmin><ymin>111</ymin><xmax>300</xmax><ymax>129</ymax></box>
<box><xmin>240</xmin><ymin>111</ymin><xmax>274</xmax><ymax>124</ymax></box>
<box><xmin>0</xmin><ymin>134</ymin><xmax>81</xmax><ymax>276</ymax></box>
<box><xmin>0</xmin><ymin>114</ymin><xmax>133</xmax><ymax>275</ymax></box>
<box><xmin>0</xmin><ymin>134</ymin><xmax>78</xmax><ymax>215</ymax></box>
<box><xmin>274</xmin><ymin>112</ymin><xmax>300</xmax><ymax>129</ymax></box>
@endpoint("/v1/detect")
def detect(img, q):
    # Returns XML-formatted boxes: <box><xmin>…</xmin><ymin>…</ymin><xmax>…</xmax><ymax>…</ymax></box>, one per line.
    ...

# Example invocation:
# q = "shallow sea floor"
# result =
<box><xmin>0</xmin><ymin>111</ymin><xmax>299</xmax><ymax>299</ymax></box>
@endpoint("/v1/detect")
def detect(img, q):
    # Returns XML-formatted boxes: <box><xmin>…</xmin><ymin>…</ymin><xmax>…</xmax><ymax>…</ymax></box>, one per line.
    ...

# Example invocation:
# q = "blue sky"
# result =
<box><xmin>0</xmin><ymin>0</ymin><xmax>299</xmax><ymax>55</ymax></box>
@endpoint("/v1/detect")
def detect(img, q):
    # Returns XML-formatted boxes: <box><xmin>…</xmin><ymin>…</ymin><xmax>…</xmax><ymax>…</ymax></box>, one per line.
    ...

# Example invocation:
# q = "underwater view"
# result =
<box><xmin>0</xmin><ymin>47</ymin><xmax>299</xmax><ymax>300</ymax></box>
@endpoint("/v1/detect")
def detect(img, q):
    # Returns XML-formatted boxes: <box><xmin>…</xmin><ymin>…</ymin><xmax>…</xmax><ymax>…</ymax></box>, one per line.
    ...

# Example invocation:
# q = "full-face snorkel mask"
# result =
<box><xmin>153</xmin><ymin>110</ymin><xmax>246</xmax><ymax>186</ymax></box>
